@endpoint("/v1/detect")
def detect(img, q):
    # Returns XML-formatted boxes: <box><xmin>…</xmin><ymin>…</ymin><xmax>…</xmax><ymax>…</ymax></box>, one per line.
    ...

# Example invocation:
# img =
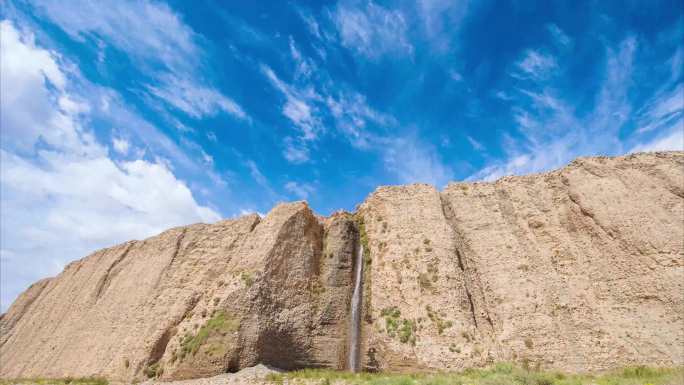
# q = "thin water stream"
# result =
<box><xmin>348</xmin><ymin>239</ymin><xmax>364</xmax><ymax>372</ymax></box>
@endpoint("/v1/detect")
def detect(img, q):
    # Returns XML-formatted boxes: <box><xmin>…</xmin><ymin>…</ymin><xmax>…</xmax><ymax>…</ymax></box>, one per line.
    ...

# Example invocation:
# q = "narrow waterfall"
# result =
<box><xmin>348</xmin><ymin>238</ymin><xmax>364</xmax><ymax>372</ymax></box>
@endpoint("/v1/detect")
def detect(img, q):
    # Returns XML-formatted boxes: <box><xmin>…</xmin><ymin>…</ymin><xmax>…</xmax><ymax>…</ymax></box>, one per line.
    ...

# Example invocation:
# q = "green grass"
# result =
<box><xmin>3</xmin><ymin>364</ymin><xmax>679</xmax><ymax>385</ymax></box>
<box><xmin>379</xmin><ymin>306</ymin><xmax>417</xmax><ymax>346</ymax></box>
<box><xmin>0</xmin><ymin>378</ymin><xmax>107</xmax><ymax>385</ymax></box>
<box><xmin>179</xmin><ymin>310</ymin><xmax>240</xmax><ymax>360</ymax></box>
<box><xmin>266</xmin><ymin>364</ymin><xmax>684</xmax><ymax>385</ymax></box>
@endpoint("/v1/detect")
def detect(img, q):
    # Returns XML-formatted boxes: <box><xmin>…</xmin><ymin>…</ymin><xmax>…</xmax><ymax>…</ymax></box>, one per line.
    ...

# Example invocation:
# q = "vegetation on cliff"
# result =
<box><xmin>178</xmin><ymin>310</ymin><xmax>240</xmax><ymax>360</ymax></box>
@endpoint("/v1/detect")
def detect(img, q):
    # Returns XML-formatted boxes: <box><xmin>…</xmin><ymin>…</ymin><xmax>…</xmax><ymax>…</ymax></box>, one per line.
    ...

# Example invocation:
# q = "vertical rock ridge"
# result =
<box><xmin>313</xmin><ymin>212</ymin><xmax>356</xmax><ymax>369</ymax></box>
<box><xmin>93</xmin><ymin>241</ymin><xmax>136</xmax><ymax>301</ymax></box>
<box><xmin>154</xmin><ymin>228</ymin><xmax>188</xmax><ymax>289</ymax></box>
<box><xmin>439</xmin><ymin>192</ymin><xmax>495</xmax><ymax>335</ymax></box>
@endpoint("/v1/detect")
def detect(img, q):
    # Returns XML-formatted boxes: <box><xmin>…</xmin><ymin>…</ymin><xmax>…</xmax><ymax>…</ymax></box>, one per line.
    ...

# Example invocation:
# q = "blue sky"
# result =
<box><xmin>1</xmin><ymin>0</ymin><xmax>682</xmax><ymax>310</ymax></box>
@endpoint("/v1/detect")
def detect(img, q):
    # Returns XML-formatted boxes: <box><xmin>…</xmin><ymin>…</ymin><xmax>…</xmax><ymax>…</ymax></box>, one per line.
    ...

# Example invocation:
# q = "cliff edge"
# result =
<box><xmin>1</xmin><ymin>151</ymin><xmax>682</xmax><ymax>382</ymax></box>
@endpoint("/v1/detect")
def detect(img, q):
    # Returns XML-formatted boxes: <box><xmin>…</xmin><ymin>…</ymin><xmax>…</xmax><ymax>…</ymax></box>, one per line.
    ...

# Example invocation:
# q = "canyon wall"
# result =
<box><xmin>1</xmin><ymin>151</ymin><xmax>682</xmax><ymax>382</ymax></box>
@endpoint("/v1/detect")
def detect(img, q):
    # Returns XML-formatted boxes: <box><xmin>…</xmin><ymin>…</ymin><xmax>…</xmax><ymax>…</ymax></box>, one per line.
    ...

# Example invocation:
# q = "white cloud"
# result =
<box><xmin>333</xmin><ymin>0</ymin><xmax>413</xmax><ymax>59</ymax></box>
<box><xmin>262</xmin><ymin>65</ymin><xmax>323</xmax><ymax>142</ymax></box>
<box><xmin>284</xmin><ymin>181</ymin><xmax>316</xmax><ymax>200</ymax></box>
<box><xmin>415</xmin><ymin>0</ymin><xmax>469</xmax><ymax>50</ymax></box>
<box><xmin>547</xmin><ymin>24</ymin><xmax>571</xmax><ymax>47</ymax></box>
<box><xmin>470</xmin><ymin>37</ymin><xmax>638</xmax><ymax>181</ymax></box>
<box><xmin>449</xmin><ymin>69</ymin><xmax>464</xmax><ymax>82</ymax></box>
<box><xmin>263</xmin><ymin>60</ymin><xmax>394</xmax><ymax>153</ymax></box>
<box><xmin>383</xmin><ymin>136</ymin><xmax>454</xmax><ymax>187</ymax></box>
<box><xmin>237</xmin><ymin>208</ymin><xmax>265</xmax><ymax>218</ymax></box>
<box><xmin>96</xmin><ymin>90</ymin><xmax>200</xmax><ymax>171</ymax></box>
<box><xmin>468</xmin><ymin>154</ymin><xmax>531</xmax><ymax>182</ymax></box>
<box><xmin>112</xmin><ymin>137</ymin><xmax>130</xmax><ymax>155</ymax></box>
<box><xmin>635</xmin><ymin>83</ymin><xmax>683</xmax><ymax>134</ymax></box>
<box><xmin>147</xmin><ymin>74</ymin><xmax>248</xmax><ymax>120</ymax></box>
<box><xmin>262</xmin><ymin>33</ymin><xmax>399</xmax><ymax>164</ymax></box>
<box><xmin>513</xmin><ymin>50</ymin><xmax>558</xmax><ymax>80</ymax></box>
<box><xmin>282</xmin><ymin>137</ymin><xmax>311</xmax><ymax>164</ymax></box>
<box><xmin>630</xmin><ymin>127</ymin><xmax>684</xmax><ymax>153</ymax></box>
<box><xmin>0</xmin><ymin>20</ymin><xmax>72</xmax><ymax>152</ymax></box>
<box><xmin>283</xmin><ymin>98</ymin><xmax>318</xmax><ymax>140</ymax></box>
<box><xmin>289</xmin><ymin>37</ymin><xmax>315</xmax><ymax>79</ymax></box>
<box><xmin>298</xmin><ymin>9</ymin><xmax>323</xmax><ymax>40</ymax></box>
<box><xmin>466</xmin><ymin>135</ymin><xmax>484</xmax><ymax>151</ymax></box>
<box><xmin>206</xmin><ymin>170</ymin><xmax>228</xmax><ymax>188</ymax></box>
<box><xmin>29</xmin><ymin>0</ymin><xmax>247</xmax><ymax>121</ymax></box>
<box><xmin>201</xmin><ymin>151</ymin><xmax>214</xmax><ymax>166</ymax></box>
<box><xmin>262</xmin><ymin>63</ymin><xmax>434</xmax><ymax>186</ymax></box>
<box><xmin>326</xmin><ymin>91</ymin><xmax>395</xmax><ymax>149</ymax></box>
<box><xmin>669</xmin><ymin>46</ymin><xmax>683</xmax><ymax>82</ymax></box>
<box><xmin>30</xmin><ymin>0</ymin><xmax>198</xmax><ymax>72</ymax></box>
<box><xmin>243</xmin><ymin>159</ymin><xmax>282</xmax><ymax>201</ymax></box>
<box><xmin>245</xmin><ymin>159</ymin><xmax>270</xmax><ymax>189</ymax></box>
<box><xmin>588</xmin><ymin>37</ymin><xmax>636</xmax><ymax>133</ymax></box>
<box><xmin>0</xmin><ymin>20</ymin><xmax>220</xmax><ymax>311</ymax></box>
<box><xmin>495</xmin><ymin>90</ymin><xmax>514</xmax><ymax>101</ymax></box>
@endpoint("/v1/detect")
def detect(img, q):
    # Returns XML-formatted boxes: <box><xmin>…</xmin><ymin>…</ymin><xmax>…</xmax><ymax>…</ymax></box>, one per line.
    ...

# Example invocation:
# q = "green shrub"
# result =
<box><xmin>379</xmin><ymin>306</ymin><xmax>415</xmax><ymax>344</ymax></box>
<box><xmin>380</xmin><ymin>306</ymin><xmax>401</xmax><ymax>318</ymax></box>
<box><xmin>144</xmin><ymin>362</ymin><xmax>162</xmax><ymax>379</ymax></box>
<box><xmin>240</xmin><ymin>271</ymin><xmax>254</xmax><ymax>287</ymax></box>
<box><xmin>356</xmin><ymin>216</ymin><xmax>370</xmax><ymax>258</ymax></box>
<box><xmin>398</xmin><ymin>319</ymin><xmax>416</xmax><ymax>345</ymax></box>
<box><xmin>179</xmin><ymin>310</ymin><xmax>239</xmax><ymax>359</ymax></box>
<box><xmin>426</xmin><ymin>305</ymin><xmax>452</xmax><ymax>335</ymax></box>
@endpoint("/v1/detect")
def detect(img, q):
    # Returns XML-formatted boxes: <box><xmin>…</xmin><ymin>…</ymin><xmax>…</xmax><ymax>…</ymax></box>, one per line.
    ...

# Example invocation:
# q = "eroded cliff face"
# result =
<box><xmin>1</xmin><ymin>152</ymin><xmax>682</xmax><ymax>382</ymax></box>
<box><xmin>356</xmin><ymin>151</ymin><xmax>683</xmax><ymax>372</ymax></box>
<box><xmin>1</xmin><ymin>203</ymin><xmax>358</xmax><ymax>382</ymax></box>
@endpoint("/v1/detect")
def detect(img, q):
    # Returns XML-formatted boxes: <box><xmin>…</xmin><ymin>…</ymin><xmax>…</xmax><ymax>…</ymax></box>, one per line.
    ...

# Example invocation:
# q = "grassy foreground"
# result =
<box><xmin>266</xmin><ymin>364</ymin><xmax>684</xmax><ymax>385</ymax></box>
<box><xmin>0</xmin><ymin>378</ymin><xmax>107</xmax><ymax>385</ymax></box>
<box><xmin>0</xmin><ymin>365</ymin><xmax>680</xmax><ymax>385</ymax></box>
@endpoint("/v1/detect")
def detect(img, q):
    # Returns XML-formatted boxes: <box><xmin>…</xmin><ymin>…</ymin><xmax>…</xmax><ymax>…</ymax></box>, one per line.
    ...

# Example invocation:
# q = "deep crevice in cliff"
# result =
<box><xmin>143</xmin><ymin>294</ymin><xmax>202</xmax><ymax>377</ymax></box>
<box><xmin>154</xmin><ymin>229</ymin><xmax>188</xmax><ymax>289</ymax></box>
<box><xmin>438</xmin><ymin>193</ymin><xmax>495</xmax><ymax>333</ymax></box>
<box><xmin>93</xmin><ymin>241</ymin><xmax>136</xmax><ymax>301</ymax></box>
<box><xmin>167</xmin><ymin>228</ymin><xmax>187</xmax><ymax>268</ymax></box>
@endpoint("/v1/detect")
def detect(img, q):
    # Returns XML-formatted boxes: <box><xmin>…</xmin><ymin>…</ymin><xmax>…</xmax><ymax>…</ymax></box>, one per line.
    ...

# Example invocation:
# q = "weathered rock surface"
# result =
<box><xmin>1</xmin><ymin>151</ymin><xmax>682</xmax><ymax>382</ymax></box>
<box><xmin>356</xmin><ymin>151</ymin><xmax>683</xmax><ymax>372</ymax></box>
<box><xmin>1</xmin><ymin>204</ymin><xmax>357</xmax><ymax>382</ymax></box>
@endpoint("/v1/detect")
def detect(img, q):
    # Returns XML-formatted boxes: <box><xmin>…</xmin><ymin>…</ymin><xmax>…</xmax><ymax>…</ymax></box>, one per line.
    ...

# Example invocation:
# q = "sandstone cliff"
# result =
<box><xmin>1</xmin><ymin>151</ymin><xmax>682</xmax><ymax>382</ymax></box>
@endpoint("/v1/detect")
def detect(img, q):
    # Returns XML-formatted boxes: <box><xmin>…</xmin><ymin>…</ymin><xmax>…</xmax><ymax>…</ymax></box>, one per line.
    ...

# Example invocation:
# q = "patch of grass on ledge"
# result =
<box><xmin>265</xmin><ymin>363</ymin><xmax>683</xmax><ymax>385</ymax></box>
<box><xmin>0</xmin><ymin>377</ymin><xmax>107</xmax><ymax>385</ymax></box>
